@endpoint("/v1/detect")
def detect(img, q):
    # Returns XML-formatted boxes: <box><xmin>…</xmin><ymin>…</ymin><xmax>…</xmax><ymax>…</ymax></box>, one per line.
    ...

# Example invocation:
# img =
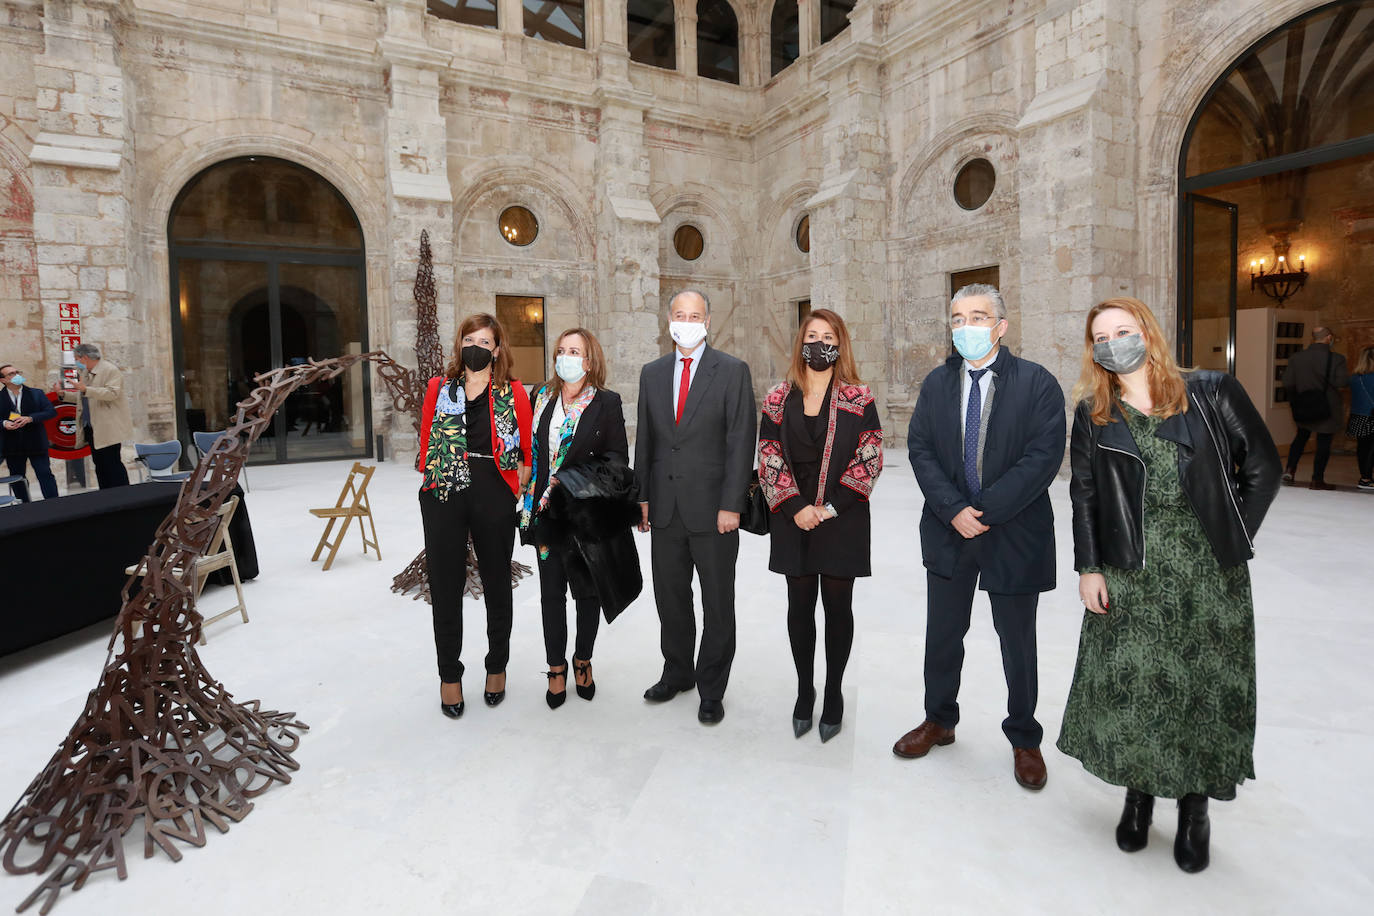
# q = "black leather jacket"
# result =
<box><xmin>1070</xmin><ymin>371</ymin><xmax>1282</xmax><ymax>571</ymax></box>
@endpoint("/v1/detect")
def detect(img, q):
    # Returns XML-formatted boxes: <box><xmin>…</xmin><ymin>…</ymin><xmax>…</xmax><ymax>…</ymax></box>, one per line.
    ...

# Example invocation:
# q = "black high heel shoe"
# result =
<box><xmin>1116</xmin><ymin>788</ymin><xmax>1153</xmax><ymax>852</ymax></box>
<box><xmin>792</xmin><ymin>688</ymin><xmax>815</xmax><ymax>739</ymax></box>
<box><xmin>545</xmin><ymin>665</ymin><xmax>567</xmax><ymax>710</ymax></box>
<box><xmin>484</xmin><ymin>672</ymin><xmax>506</xmax><ymax>707</ymax></box>
<box><xmin>819</xmin><ymin>692</ymin><xmax>843</xmax><ymax>744</ymax></box>
<box><xmin>1174</xmin><ymin>794</ymin><xmax>1210</xmax><ymax>873</ymax></box>
<box><xmin>572</xmin><ymin>658</ymin><xmax>596</xmax><ymax>701</ymax></box>
<box><xmin>440</xmin><ymin>680</ymin><xmax>465</xmax><ymax>719</ymax></box>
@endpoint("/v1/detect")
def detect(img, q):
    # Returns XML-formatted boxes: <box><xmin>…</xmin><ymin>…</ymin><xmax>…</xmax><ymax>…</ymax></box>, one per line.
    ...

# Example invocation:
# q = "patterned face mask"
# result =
<box><xmin>802</xmin><ymin>342</ymin><xmax>839</xmax><ymax>372</ymax></box>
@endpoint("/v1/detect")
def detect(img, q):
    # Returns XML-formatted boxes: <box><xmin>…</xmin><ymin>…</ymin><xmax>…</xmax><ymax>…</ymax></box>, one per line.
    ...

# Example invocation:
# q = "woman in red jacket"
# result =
<box><xmin>418</xmin><ymin>313</ymin><xmax>532</xmax><ymax>719</ymax></box>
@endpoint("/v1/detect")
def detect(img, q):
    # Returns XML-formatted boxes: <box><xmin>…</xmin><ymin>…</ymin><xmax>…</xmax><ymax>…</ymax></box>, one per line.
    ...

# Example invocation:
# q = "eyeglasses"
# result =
<box><xmin>950</xmin><ymin>314</ymin><xmax>1001</xmax><ymax>329</ymax></box>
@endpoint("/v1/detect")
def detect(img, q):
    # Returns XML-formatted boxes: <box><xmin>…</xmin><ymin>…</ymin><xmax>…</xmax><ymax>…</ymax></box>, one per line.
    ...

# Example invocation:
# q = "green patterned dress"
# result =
<box><xmin>1057</xmin><ymin>405</ymin><xmax>1257</xmax><ymax>801</ymax></box>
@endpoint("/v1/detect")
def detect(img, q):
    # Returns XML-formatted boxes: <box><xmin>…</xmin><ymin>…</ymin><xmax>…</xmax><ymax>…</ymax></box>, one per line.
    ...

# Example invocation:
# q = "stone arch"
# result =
<box><xmin>759</xmin><ymin>180</ymin><xmax>819</xmax><ymax>270</ymax></box>
<box><xmin>894</xmin><ymin>111</ymin><xmax>1020</xmax><ymax>223</ymax></box>
<box><xmin>651</xmin><ymin>182</ymin><xmax>749</xmax><ymax>272</ymax></box>
<box><xmin>452</xmin><ymin>161</ymin><xmax>594</xmax><ymax>263</ymax></box>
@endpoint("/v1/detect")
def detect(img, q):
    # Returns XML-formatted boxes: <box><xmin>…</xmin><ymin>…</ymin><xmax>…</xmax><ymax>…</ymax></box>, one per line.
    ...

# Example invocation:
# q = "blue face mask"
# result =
<box><xmin>9</xmin><ymin>374</ymin><xmax>24</xmax><ymax>387</ymax></box>
<box><xmin>951</xmin><ymin>325</ymin><xmax>998</xmax><ymax>362</ymax></box>
<box><xmin>555</xmin><ymin>354</ymin><xmax>586</xmax><ymax>385</ymax></box>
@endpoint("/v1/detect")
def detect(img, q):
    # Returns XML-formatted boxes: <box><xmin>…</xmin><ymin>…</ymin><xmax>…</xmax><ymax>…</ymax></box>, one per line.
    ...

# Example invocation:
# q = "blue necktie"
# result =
<box><xmin>964</xmin><ymin>368</ymin><xmax>989</xmax><ymax>499</ymax></box>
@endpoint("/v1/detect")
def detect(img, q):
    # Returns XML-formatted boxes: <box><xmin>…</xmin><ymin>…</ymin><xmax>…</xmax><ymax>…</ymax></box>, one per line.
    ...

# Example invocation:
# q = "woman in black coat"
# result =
<box><xmin>758</xmin><ymin>308</ymin><xmax>883</xmax><ymax>742</ymax></box>
<box><xmin>520</xmin><ymin>328</ymin><xmax>640</xmax><ymax>708</ymax></box>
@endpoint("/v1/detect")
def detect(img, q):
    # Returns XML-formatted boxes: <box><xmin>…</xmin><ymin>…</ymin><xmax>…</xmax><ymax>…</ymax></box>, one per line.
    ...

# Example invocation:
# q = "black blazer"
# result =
<box><xmin>634</xmin><ymin>345</ymin><xmax>757</xmax><ymax>533</ymax></box>
<box><xmin>1</xmin><ymin>386</ymin><xmax>56</xmax><ymax>457</ymax></box>
<box><xmin>1070</xmin><ymin>370</ymin><xmax>1282</xmax><ymax>572</ymax></box>
<box><xmin>907</xmin><ymin>348</ymin><xmax>1066</xmax><ymax>594</ymax></box>
<box><xmin>532</xmin><ymin>387</ymin><xmax>629</xmax><ymax>497</ymax></box>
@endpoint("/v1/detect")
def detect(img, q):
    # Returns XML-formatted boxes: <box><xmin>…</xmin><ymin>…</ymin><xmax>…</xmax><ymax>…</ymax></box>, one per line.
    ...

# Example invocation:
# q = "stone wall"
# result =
<box><xmin>0</xmin><ymin>0</ymin><xmax>1353</xmax><ymax>469</ymax></box>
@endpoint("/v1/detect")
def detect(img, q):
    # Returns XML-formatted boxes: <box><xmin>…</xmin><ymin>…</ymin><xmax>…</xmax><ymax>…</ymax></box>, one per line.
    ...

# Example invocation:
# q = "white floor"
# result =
<box><xmin>2</xmin><ymin>452</ymin><xmax>1371</xmax><ymax>914</ymax></box>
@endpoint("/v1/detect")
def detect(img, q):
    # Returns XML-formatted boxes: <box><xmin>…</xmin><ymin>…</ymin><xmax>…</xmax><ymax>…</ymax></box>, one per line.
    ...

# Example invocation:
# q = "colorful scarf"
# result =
<box><xmin>519</xmin><ymin>384</ymin><xmax>597</xmax><ymax>534</ymax></box>
<box><xmin>421</xmin><ymin>376</ymin><xmax>521</xmax><ymax>500</ymax></box>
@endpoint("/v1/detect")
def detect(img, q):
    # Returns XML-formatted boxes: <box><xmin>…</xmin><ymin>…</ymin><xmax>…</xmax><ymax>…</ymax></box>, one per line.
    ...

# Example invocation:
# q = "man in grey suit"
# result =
<box><xmin>635</xmin><ymin>290</ymin><xmax>756</xmax><ymax>725</ymax></box>
<box><xmin>1283</xmin><ymin>325</ymin><xmax>1349</xmax><ymax>490</ymax></box>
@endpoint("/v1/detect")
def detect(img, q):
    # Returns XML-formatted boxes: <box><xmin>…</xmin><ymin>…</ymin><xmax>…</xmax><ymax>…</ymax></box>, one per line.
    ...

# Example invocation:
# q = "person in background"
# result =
<box><xmin>1347</xmin><ymin>346</ymin><xmax>1374</xmax><ymax>491</ymax></box>
<box><xmin>892</xmin><ymin>283</ymin><xmax>1065</xmax><ymax>792</ymax></box>
<box><xmin>55</xmin><ymin>344</ymin><xmax>132</xmax><ymax>489</ymax></box>
<box><xmin>635</xmin><ymin>290</ymin><xmax>756</xmax><ymax>726</ymax></box>
<box><xmin>757</xmin><ymin>309</ymin><xmax>883</xmax><ymax>743</ymax></box>
<box><xmin>1</xmin><ymin>363</ymin><xmax>59</xmax><ymax>500</ymax></box>
<box><xmin>416</xmin><ymin>313</ymin><xmax>532</xmax><ymax>719</ymax></box>
<box><xmin>1282</xmin><ymin>326</ymin><xmax>1348</xmax><ymax>490</ymax></box>
<box><xmin>520</xmin><ymin>327</ymin><xmax>640</xmax><ymax>709</ymax></box>
<box><xmin>1059</xmin><ymin>297</ymin><xmax>1281</xmax><ymax>873</ymax></box>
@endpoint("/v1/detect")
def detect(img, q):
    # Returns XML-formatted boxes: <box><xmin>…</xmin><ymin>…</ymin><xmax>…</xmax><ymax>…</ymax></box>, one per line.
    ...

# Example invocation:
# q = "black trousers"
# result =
<box><xmin>538</xmin><ymin>547</ymin><xmax>600</xmax><ymax>667</ymax></box>
<box><xmin>1287</xmin><ymin>428</ymin><xmax>1333</xmax><ymax>481</ymax></box>
<box><xmin>85</xmin><ymin>427</ymin><xmax>129</xmax><ymax>489</ymax></box>
<box><xmin>1358</xmin><ymin>434</ymin><xmax>1374</xmax><ymax>480</ymax></box>
<box><xmin>650</xmin><ymin>510</ymin><xmax>739</xmax><ymax>701</ymax></box>
<box><xmin>924</xmin><ymin>537</ymin><xmax>1043</xmax><ymax>748</ymax></box>
<box><xmin>419</xmin><ymin>459</ymin><xmax>517</xmax><ymax>683</ymax></box>
<box><xmin>5</xmin><ymin>453</ymin><xmax>59</xmax><ymax>501</ymax></box>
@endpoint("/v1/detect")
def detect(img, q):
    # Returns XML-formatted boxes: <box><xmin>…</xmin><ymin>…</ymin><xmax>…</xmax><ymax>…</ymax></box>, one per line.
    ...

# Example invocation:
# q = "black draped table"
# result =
<box><xmin>0</xmin><ymin>483</ymin><xmax>258</xmax><ymax>656</ymax></box>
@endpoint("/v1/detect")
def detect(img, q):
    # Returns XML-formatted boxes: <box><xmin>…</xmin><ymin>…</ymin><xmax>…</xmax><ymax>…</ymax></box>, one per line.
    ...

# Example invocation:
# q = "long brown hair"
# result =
<box><xmin>542</xmin><ymin>327</ymin><xmax>607</xmax><ymax>396</ymax></box>
<box><xmin>786</xmin><ymin>308</ymin><xmax>862</xmax><ymax>387</ymax></box>
<box><xmin>446</xmin><ymin>312</ymin><xmax>514</xmax><ymax>387</ymax></box>
<box><xmin>1354</xmin><ymin>346</ymin><xmax>1374</xmax><ymax>376</ymax></box>
<box><xmin>1073</xmin><ymin>297</ymin><xmax>1188</xmax><ymax>426</ymax></box>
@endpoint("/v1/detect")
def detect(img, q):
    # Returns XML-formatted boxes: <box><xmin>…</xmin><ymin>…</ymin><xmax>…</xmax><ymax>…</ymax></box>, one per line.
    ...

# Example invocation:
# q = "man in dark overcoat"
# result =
<box><xmin>1</xmin><ymin>363</ymin><xmax>59</xmax><ymax>501</ymax></box>
<box><xmin>892</xmin><ymin>284</ymin><xmax>1065</xmax><ymax>791</ymax></box>
<box><xmin>1282</xmin><ymin>325</ymin><xmax>1349</xmax><ymax>490</ymax></box>
<box><xmin>634</xmin><ymin>289</ymin><xmax>756</xmax><ymax>725</ymax></box>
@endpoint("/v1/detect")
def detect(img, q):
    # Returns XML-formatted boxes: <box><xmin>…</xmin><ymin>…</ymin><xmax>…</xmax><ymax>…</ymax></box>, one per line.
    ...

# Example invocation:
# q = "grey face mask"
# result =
<box><xmin>1093</xmin><ymin>333</ymin><xmax>1148</xmax><ymax>374</ymax></box>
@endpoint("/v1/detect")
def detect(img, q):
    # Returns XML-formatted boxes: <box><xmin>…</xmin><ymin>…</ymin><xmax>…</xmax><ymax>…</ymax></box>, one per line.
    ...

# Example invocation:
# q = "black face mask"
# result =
<box><xmin>802</xmin><ymin>342</ymin><xmax>840</xmax><ymax>372</ymax></box>
<box><xmin>462</xmin><ymin>344</ymin><xmax>493</xmax><ymax>372</ymax></box>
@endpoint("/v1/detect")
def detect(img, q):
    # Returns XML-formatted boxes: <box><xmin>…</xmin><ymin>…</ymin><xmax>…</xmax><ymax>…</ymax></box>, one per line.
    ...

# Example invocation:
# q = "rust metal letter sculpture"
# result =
<box><xmin>0</xmin><ymin>355</ymin><xmax>369</xmax><ymax>913</ymax></box>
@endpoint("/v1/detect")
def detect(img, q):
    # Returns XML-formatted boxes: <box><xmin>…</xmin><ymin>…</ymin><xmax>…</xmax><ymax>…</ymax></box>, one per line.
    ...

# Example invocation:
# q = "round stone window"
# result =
<box><xmin>499</xmin><ymin>206</ymin><xmax>538</xmax><ymax>246</ymax></box>
<box><xmin>673</xmin><ymin>224</ymin><xmax>704</xmax><ymax>260</ymax></box>
<box><xmin>953</xmin><ymin>158</ymin><xmax>996</xmax><ymax>211</ymax></box>
<box><xmin>795</xmin><ymin>214</ymin><xmax>810</xmax><ymax>253</ymax></box>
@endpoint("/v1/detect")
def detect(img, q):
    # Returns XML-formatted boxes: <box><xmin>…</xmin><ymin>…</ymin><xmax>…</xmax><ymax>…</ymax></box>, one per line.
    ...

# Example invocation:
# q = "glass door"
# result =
<box><xmin>1181</xmin><ymin>193</ymin><xmax>1238</xmax><ymax>372</ymax></box>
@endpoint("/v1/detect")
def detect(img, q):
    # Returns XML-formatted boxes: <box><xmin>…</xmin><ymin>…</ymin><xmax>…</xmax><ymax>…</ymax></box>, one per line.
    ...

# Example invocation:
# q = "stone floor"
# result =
<box><xmin>2</xmin><ymin>452</ymin><xmax>1370</xmax><ymax>914</ymax></box>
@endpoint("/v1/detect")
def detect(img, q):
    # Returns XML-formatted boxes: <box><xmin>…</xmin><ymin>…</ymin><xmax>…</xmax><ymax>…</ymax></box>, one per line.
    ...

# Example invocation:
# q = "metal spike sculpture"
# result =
<box><xmin>383</xmin><ymin>229</ymin><xmax>531</xmax><ymax>602</ymax></box>
<box><xmin>0</xmin><ymin>355</ymin><xmax>371</xmax><ymax>913</ymax></box>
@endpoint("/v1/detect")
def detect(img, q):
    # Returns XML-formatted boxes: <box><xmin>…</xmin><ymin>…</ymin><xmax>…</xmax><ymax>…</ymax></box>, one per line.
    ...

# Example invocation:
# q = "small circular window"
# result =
<box><xmin>953</xmin><ymin>159</ymin><xmax>996</xmax><ymax>211</ymax></box>
<box><xmin>499</xmin><ymin>206</ymin><xmax>538</xmax><ymax>246</ymax></box>
<box><xmin>673</xmin><ymin>224</ymin><xmax>704</xmax><ymax>261</ymax></box>
<box><xmin>795</xmin><ymin>214</ymin><xmax>810</xmax><ymax>253</ymax></box>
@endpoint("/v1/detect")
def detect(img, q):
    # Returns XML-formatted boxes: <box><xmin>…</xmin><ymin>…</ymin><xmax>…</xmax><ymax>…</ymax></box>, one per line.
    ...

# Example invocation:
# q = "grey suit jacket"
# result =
<box><xmin>634</xmin><ymin>345</ymin><xmax>757</xmax><ymax>533</ymax></box>
<box><xmin>1283</xmin><ymin>342</ymin><xmax>1349</xmax><ymax>434</ymax></box>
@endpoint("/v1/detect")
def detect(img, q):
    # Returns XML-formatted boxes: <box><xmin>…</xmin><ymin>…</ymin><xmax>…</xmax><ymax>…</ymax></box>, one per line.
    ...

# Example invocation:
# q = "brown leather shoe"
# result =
<box><xmin>1309</xmin><ymin>479</ymin><xmax>1335</xmax><ymax>491</ymax></box>
<box><xmin>892</xmin><ymin>720</ymin><xmax>955</xmax><ymax>759</ymax></box>
<box><xmin>1013</xmin><ymin>747</ymin><xmax>1047</xmax><ymax>790</ymax></box>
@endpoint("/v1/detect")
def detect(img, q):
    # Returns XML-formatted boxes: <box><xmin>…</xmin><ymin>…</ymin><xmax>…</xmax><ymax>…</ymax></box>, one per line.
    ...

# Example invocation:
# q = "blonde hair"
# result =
<box><xmin>1353</xmin><ymin>346</ymin><xmax>1374</xmax><ymax>376</ymax></box>
<box><xmin>786</xmin><ymin>309</ymin><xmax>862</xmax><ymax>388</ymax></box>
<box><xmin>543</xmin><ymin>327</ymin><xmax>607</xmax><ymax>395</ymax></box>
<box><xmin>446</xmin><ymin>313</ymin><xmax>514</xmax><ymax>386</ymax></box>
<box><xmin>1072</xmin><ymin>297</ymin><xmax>1188</xmax><ymax>426</ymax></box>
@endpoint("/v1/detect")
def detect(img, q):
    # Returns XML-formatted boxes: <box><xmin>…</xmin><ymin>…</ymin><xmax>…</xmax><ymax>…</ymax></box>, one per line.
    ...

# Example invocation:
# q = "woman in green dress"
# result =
<box><xmin>1059</xmin><ymin>297</ymin><xmax>1281</xmax><ymax>873</ymax></box>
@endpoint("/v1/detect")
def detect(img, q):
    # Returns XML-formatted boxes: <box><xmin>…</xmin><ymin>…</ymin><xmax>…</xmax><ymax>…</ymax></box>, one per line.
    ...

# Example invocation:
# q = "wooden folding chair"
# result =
<box><xmin>127</xmin><ymin>495</ymin><xmax>248</xmax><ymax>645</ymax></box>
<box><xmin>309</xmin><ymin>462</ymin><xmax>382</xmax><ymax>570</ymax></box>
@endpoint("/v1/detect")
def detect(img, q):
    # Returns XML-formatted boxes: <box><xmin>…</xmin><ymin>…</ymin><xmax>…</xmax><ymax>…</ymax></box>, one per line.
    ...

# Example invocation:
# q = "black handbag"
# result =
<box><xmin>740</xmin><ymin>472</ymin><xmax>770</xmax><ymax>536</ymax></box>
<box><xmin>1290</xmin><ymin>351</ymin><xmax>1333</xmax><ymax>425</ymax></box>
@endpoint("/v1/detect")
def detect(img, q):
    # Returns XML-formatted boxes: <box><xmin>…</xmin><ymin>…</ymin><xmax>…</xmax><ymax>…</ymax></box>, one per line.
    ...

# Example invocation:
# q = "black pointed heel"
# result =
<box><xmin>792</xmin><ymin>688</ymin><xmax>815</xmax><ymax>739</ymax></box>
<box><xmin>572</xmin><ymin>658</ymin><xmax>596</xmax><ymax>701</ymax></box>
<box><xmin>1116</xmin><ymin>788</ymin><xmax>1153</xmax><ymax>852</ymax></box>
<box><xmin>440</xmin><ymin>680</ymin><xmax>465</xmax><ymax>719</ymax></box>
<box><xmin>483</xmin><ymin>671</ymin><xmax>506</xmax><ymax>707</ymax></box>
<box><xmin>545</xmin><ymin>665</ymin><xmax>567</xmax><ymax>710</ymax></box>
<box><xmin>819</xmin><ymin>693</ymin><xmax>843</xmax><ymax>743</ymax></box>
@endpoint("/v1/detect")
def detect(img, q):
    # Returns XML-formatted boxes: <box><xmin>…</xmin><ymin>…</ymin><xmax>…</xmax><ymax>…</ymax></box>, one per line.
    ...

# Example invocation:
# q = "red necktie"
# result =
<box><xmin>675</xmin><ymin>357</ymin><xmax>692</xmax><ymax>424</ymax></box>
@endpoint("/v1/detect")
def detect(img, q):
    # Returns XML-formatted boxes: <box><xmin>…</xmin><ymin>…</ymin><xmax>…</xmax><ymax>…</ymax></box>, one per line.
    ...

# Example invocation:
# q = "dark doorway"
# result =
<box><xmin>169</xmin><ymin>157</ymin><xmax>370</xmax><ymax>464</ymax></box>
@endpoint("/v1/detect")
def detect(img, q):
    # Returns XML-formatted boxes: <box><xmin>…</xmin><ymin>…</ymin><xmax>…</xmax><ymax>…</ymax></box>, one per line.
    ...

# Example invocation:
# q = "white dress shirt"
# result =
<box><xmin>671</xmin><ymin>339</ymin><xmax>707</xmax><ymax>403</ymax></box>
<box><xmin>959</xmin><ymin>353</ymin><xmax>998</xmax><ymax>438</ymax></box>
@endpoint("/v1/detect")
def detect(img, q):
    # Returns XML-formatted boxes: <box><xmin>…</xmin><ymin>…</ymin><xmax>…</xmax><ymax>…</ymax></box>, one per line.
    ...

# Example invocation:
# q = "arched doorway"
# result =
<box><xmin>1178</xmin><ymin>1</ymin><xmax>1374</xmax><ymax>465</ymax></box>
<box><xmin>169</xmin><ymin>156</ymin><xmax>370</xmax><ymax>464</ymax></box>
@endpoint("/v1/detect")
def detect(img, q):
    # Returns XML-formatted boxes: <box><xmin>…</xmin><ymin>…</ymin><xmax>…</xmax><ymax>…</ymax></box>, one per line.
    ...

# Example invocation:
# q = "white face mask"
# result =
<box><xmin>669</xmin><ymin>320</ymin><xmax>708</xmax><ymax>350</ymax></box>
<box><xmin>555</xmin><ymin>354</ymin><xmax>586</xmax><ymax>385</ymax></box>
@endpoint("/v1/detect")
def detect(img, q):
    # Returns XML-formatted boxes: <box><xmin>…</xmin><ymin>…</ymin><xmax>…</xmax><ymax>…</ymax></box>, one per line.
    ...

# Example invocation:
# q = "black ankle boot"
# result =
<box><xmin>1174</xmin><ymin>794</ymin><xmax>1210</xmax><ymax>873</ymax></box>
<box><xmin>1115</xmin><ymin>788</ymin><xmax>1153</xmax><ymax>852</ymax></box>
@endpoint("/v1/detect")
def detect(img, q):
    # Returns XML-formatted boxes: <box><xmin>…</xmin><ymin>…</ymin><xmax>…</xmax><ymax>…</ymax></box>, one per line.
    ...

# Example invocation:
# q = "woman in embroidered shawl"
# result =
<box><xmin>757</xmin><ymin>309</ymin><xmax>884</xmax><ymax>743</ymax></box>
<box><xmin>417</xmin><ymin>313</ymin><xmax>532</xmax><ymax>719</ymax></box>
<box><xmin>518</xmin><ymin>328</ymin><xmax>636</xmax><ymax>708</ymax></box>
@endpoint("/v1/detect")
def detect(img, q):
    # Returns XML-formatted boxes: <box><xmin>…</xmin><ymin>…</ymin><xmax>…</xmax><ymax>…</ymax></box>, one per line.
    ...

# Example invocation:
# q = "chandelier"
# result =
<box><xmin>1249</xmin><ymin>239</ymin><xmax>1307</xmax><ymax>305</ymax></box>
